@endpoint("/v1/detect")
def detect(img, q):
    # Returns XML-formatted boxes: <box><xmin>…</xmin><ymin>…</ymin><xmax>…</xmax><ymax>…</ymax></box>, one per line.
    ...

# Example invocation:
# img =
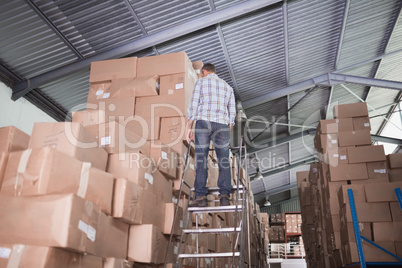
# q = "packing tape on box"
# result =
<box><xmin>77</xmin><ymin>162</ymin><xmax>91</xmax><ymax>198</ymax></box>
<box><xmin>7</xmin><ymin>245</ymin><xmax>25</xmax><ymax>268</ymax></box>
<box><xmin>15</xmin><ymin>149</ymin><xmax>38</xmax><ymax>195</ymax></box>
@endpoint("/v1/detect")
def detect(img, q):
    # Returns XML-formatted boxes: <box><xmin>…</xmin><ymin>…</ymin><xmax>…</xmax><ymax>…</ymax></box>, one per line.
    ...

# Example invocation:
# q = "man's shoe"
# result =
<box><xmin>189</xmin><ymin>196</ymin><xmax>207</xmax><ymax>207</ymax></box>
<box><xmin>219</xmin><ymin>194</ymin><xmax>230</xmax><ymax>206</ymax></box>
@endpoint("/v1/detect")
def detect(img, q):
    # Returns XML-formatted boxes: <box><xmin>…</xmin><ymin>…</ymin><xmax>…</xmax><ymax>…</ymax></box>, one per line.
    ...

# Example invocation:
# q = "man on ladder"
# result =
<box><xmin>186</xmin><ymin>63</ymin><xmax>236</xmax><ymax>207</ymax></box>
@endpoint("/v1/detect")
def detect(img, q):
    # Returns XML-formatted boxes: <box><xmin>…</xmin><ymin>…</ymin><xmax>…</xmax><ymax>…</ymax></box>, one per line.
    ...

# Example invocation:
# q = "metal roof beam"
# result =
<box><xmin>24</xmin><ymin>0</ymin><xmax>83</xmax><ymax>59</ymax></box>
<box><xmin>253</xmin><ymin>182</ymin><xmax>297</xmax><ymax>197</ymax></box>
<box><xmin>247</xmin><ymin>129</ymin><xmax>316</xmax><ymax>154</ymax></box>
<box><xmin>12</xmin><ymin>0</ymin><xmax>282</xmax><ymax>100</ymax></box>
<box><xmin>243</xmin><ymin>73</ymin><xmax>402</xmax><ymax>109</ymax></box>
<box><xmin>371</xmin><ymin>134</ymin><xmax>402</xmax><ymax>145</ymax></box>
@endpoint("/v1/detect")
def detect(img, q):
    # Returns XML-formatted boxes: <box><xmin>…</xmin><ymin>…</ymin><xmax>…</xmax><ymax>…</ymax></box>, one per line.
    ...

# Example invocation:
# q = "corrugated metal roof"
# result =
<box><xmin>0</xmin><ymin>1</ymin><xmax>77</xmax><ymax>78</ymax></box>
<box><xmin>256</xmin><ymin>143</ymin><xmax>289</xmax><ymax>173</ymax></box>
<box><xmin>246</xmin><ymin>96</ymin><xmax>288</xmax><ymax>144</ymax></box>
<box><xmin>221</xmin><ymin>5</ymin><xmax>287</xmax><ymax>101</ymax></box>
<box><xmin>289</xmin><ymin>86</ymin><xmax>331</xmax><ymax>133</ymax></box>
<box><xmin>337</xmin><ymin>0</ymin><xmax>401</xmax><ymax>69</ymax></box>
<box><xmin>213</xmin><ymin>0</ymin><xmax>246</xmax><ymax>10</ymax></box>
<box><xmin>156</xmin><ymin>27</ymin><xmax>232</xmax><ymax>85</ymax></box>
<box><xmin>287</xmin><ymin>0</ymin><xmax>345</xmax><ymax>84</ymax></box>
<box><xmin>131</xmin><ymin>0</ymin><xmax>210</xmax><ymax>34</ymax></box>
<box><xmin>290</xmin><ymin>135</ymin><xmax>315</xmax><ymax>163</ymax></box>
<box><xmin>37</xmin><ymin>0</ymin><xmax>143</xmax><ymax>56</ymax></box>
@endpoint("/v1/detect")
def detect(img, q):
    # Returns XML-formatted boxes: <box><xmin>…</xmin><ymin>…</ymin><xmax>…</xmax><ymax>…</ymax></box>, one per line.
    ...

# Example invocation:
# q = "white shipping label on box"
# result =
<box><xmin>175</xmin><ymin>83</ymin><xmax>184</xmax><ymax>90</ymax></box>
<box><xmin>331</xmin><ymin>140</ymin><xmax>337</xmax><ymax>144</ymax></box>
<box><xmin>340</xmin><ymin>155</ymin><xmax>347</xmax><ymax>160</ymax></box>
<box><xmin>364</xmin><ymin>123</ymin><xmax>370</xmax><ymax>127</ymax></box>
<box><xmin>100</xmin><ymin>136</ymin><xmax>111</xmax><ymax>146</ymax></box>
<box><xmin>0</xmin><ymin>247</ymin><xmax>11</xmax><ymax>259</ymax></box>
<box><xmin>102</xmin><ymin>92</ymin><xmax>110</xmax><ymax>99</ymax></box>
<box><xmin>161</xmin><ymin>151</ymin><xmax>168</xmax><ymax>160</ymax></box>
<box><xmin>96</xmin><ymin>90</ymin><xmax>104</xmax><ymax>96</ymax></box>
<box><xmin>87</xmin><ymin>225</ymin><xmax>96</xmax><ymax>242</ymax></box>
<box><xmin>374</xmin><ymin>169</ymin><xmax>386</xmax><ymax>174</ymax></box>
<box><xmin>333</xmin><ymin>154</ymin><xmax>339</xmax><ymax>157</ymax></box>
<box><xmin>145</xmin><ymin>173</ymin><xmax>153</xmax><ymax>185</ymax></box>
<box><xmin>168</xmin><ymin>90</ymin><xmax>174</xmax><ymax>95</ymax></box>
<box><xmin>190</xmin><ymin>163</ymin><xmax>195</xmax><ymax>170</ymax></box>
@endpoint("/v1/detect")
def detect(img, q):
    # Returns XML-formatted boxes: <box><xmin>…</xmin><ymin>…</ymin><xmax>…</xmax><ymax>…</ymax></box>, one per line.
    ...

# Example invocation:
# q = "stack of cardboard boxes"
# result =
<box><xmin>298</xmin><ymin>102</ymin><xmax>402</xmax><ymax>268</ymax></box>
<box><xmin>0</xmin><ymin>52</ymin><xmax>266</xmax><ymax>267</ymax></box>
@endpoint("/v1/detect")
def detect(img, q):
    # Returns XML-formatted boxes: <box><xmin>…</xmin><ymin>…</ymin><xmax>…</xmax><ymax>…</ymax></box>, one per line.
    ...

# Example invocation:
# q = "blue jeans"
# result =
<box><xmin>194</xmin><ymin>120</ymin><xmax>232</xmax><ymax>198</ymax></box>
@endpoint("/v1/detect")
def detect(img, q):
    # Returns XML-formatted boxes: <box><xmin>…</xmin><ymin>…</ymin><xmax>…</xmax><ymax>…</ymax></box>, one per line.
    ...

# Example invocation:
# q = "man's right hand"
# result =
<box><xmin>187</xmin><ymin>128</ymin><xmax>194</xmax><ymax>143</ymax></box>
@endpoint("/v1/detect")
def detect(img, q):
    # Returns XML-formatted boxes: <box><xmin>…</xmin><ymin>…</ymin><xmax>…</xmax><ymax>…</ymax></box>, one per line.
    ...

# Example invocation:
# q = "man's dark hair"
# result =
<box><xmin>201</xmin><ymin>63</ymin><xmax>216</xmax><ymax>73</ymax></box>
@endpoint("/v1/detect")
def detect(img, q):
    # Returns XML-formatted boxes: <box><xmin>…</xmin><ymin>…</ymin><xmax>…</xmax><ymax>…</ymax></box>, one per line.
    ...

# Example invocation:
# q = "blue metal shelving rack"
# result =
<box><xmin>344</xmin><ymin>188</ymin><xmax>402</xmax><ymax>268</ymax></box>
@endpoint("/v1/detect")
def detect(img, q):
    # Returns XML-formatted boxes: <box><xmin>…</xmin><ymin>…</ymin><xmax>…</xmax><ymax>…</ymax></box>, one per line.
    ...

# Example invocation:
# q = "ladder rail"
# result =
<box><xmin>173</xmin><ymin>138</ymin><xmax>250</xmax><ymax>268</ymax></box>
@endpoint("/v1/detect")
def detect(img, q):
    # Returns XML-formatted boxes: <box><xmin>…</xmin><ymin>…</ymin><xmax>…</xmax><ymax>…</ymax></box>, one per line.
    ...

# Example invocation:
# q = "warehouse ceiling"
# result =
<box><xmin>1</xmin><ymin>0</ymin><xmax>402</xmax><ymax>207</ymax></box>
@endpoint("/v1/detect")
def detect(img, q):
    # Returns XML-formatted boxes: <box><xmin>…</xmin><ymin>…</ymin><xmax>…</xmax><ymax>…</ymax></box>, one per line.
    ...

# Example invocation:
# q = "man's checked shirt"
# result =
<box><xmin>188</xmin><ymin>73</ymin><xmax>236</xmax><ymax>125</ymax></box>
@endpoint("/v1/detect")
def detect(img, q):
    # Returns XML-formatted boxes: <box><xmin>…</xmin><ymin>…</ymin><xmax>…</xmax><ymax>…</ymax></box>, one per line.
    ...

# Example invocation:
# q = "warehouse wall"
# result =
<box><xmin>0</xmin><ymin>82</ymin><xmax>55</xmax><ymax>134</ymax></box>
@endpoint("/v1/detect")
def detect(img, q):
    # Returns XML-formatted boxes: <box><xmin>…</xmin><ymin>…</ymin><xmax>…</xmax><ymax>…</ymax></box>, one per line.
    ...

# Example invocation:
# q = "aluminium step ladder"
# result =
<box><xmin>176</xmin><ymin>184</ymin><xmax>248</xmax><ymax>268</ymax></box>
<box><xmin>165</xmin><ymin>140</ymin><xmax>251</xmax><ymax>268</ymax></box>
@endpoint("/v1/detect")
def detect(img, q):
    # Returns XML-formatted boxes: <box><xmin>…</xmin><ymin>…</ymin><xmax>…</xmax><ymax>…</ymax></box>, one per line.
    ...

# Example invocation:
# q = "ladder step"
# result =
<box><xmin>188</xmin><ymin>205</ymin><xmax>243</xmax><ymax>213</ymax></box>
<box><xmin>178</xmin><ymin>252</ymin><xmax>240</xmax><ymax>259</ymax></box>
<box><xmin>191</xmin><ymin>185</ymin><xmax>244</xmax><ymax>194</ymax></box>
<box><xmin>183</xmin><ymin>227</ymin><xmax>241</xmax><ymax>234</ymax></box>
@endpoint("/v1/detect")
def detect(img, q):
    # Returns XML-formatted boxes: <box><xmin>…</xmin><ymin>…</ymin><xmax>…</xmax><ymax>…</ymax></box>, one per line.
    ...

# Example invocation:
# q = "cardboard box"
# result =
<box><xmin>109</xmin><ymin>153</ymin><xmax>173</xmax><ymax>202</ymax></box>
<box><xmin>388</xmin><ymin>153</ymin><xmax>402</xmax><ymax>169</ymax></box>
<box><xmin>149</xmin><ymin>142</ymin><xmax>178</xmax><ymax>180</ymax></box>
<box><xmin>318</xmin><ymin>133</ymin><xmax>338</xmax><ymax>152</ymax></box>
<box><xmin>158</xmin><ymin>117</ymin><xmax>187</xmax><ymax>149</ymax></box>
<box><xmin>113</xmin><ymin>178</ymin><xmax>165</xmax><ymax>228</ymax></box>
<box><xmin>0</xmin><ymin>194</ymin><xmax>129</xmax><ymax>257</ymax></box>
<box><xmin>373</xmin><ymin>222</ymin><xmax>402</xmax><ymax>242</ymax></box>
<box><xmin>2</xmin><ymin>148</ymin><xmax>113</xmax><ymax>215</ymax></box>
<box><xmin>104</xmin><ymin>258</ymin><xmax>134</xmax><ymax>268</ymax></box>
<box><xmin>337</xmin><ymin>184</ymin><xmax>366</xmax><ymax>207</ymax></box>
<box><xmin>86</xmin><ymin>97</ymin><xmax>136</xmax><ymax>121</ymax></box>
<box><xmin>327</xmin><ymin>147</ymin><xmax>348</xmax><ymax>167</ymax></box>
<box><xmin>396</xmin><ymin>242</ymin><xmax>402</xmax><ymax>259</ymax></box>
<box><xmin>72</xmin><ymin>110</ymin><xmax>106</xmax><ymax>127</ymax></box>
<box><xmin>28</xmin><ymin>122</ymin><xmax>108</xmax><ymax>171</ymax></box>
<box><xmin>333</xmin><ymin>102</ymin><xmax>368</xmax><ymax>119</ymax></box>
<box><xmin>318</xmin><ymin>118</ymin><xmax>353</xmax><ymax>134</ymax></box>
<box><xmin>0</xmin><ymin>152</ymin><xmax>8</xmax><ymax>188</ymax></box>
<box><xmin>84</xmin><ymin>121</ymin><xmax>150</xmax><ymax>155</ymax></box>
<box><xmin>164</xmin><ymin>203</ymin><xmax>183</xmax><ymax>236</ymax></box>
<box><xmin>327</xmin><ymin>181</ymin><xmax>348</xmax><ymax>198</ymax></box>
<box><xmin>135</xmin><ymin>94</ymin><xmax>189</xmax><ymax>120</ymax></box>
<box><xmin>137</xmin><ymin>52</ymin><xmax>193</xmax><ymax>77</ymax></box>
<box><xmin>89</xmin><ymin>57</ymin><xmax>137</xmax><ymax>83</ymax></box>
<box><xmin>192</xmin><ymin>61</ymin><xmax>203</xmax><ymax>79</ymax></box>
<box><xmin>343</xmin><ymin>241</ymin><xmax>397</xmax><ymax>263</ymax></box>
<box><xmin>0</xmin><ymin>245</ymin><xmax>103</xmax><ymax>268</ymax></box>
<box><xmin>341</xmin><ymin>202</ymin><xmax>391</xmax><ymax>222</ymax></box>
<box><xmin>347</xmin><ymin>145</ymin><xmax>386</xmax><ymax>163</ymax></box>
<box><xmin>390</xmin><ymin>202</ymin><xmax>402</xmax><ymax>222</ymax></box>
<box><xmin>111</xmin><ymin>75</ymin><xmax>160</xmax><ymax>98</ymax></box>
<box><xmin>389</xmin><ymin>168</ymin><xmax>402</xmax><ymax>182</ymax></box>
<box><xmin>160</xmin><ymin>72</ymin><xmax>195</xmax><ymax>96</ymax></box>
<box><xmin>338</xmin><ymin>130</ymin><xmax>372</xmax><ymax>147</ymax></box>
<box><xmin>0</xmin><ymin>126</ymin><xmax>30</xmax><ymax>153</ymax></box>
<box><xmin>128</xmin><ymin>224</ymin><xmax>168</xmax><ymax>264</ymax></box>
<box><xmin>296</xmin><ymin>171</ymin><xmax>309</xmax><ymax>188</ymax></box>
<box><xmin>364</xmin><ymin>182</ymin><xmax>402</xmax><ymax>202</ymax></box>
<box><xmin>340</xmin><ymin>222</ymin><xmax>372</xmax><ymax>244</ymax></box>
<box><xmin>107</xmin><ymin>152</ymin><xmax>153</xmax><ymax>187</ymax></box>
<box><xmin>328</xmin><ymin>163</ymin><xmax>368</xmax><ymax>181</ymax></box>
<box><xmin>352</xmin><ymin>116</ymin><xmax>371</xmax><ymax>131</ymax></box>
<box><xmin>366</xmin><ymin>161</ymin><xmax>389</xmax><ymax>180</ymax></box>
